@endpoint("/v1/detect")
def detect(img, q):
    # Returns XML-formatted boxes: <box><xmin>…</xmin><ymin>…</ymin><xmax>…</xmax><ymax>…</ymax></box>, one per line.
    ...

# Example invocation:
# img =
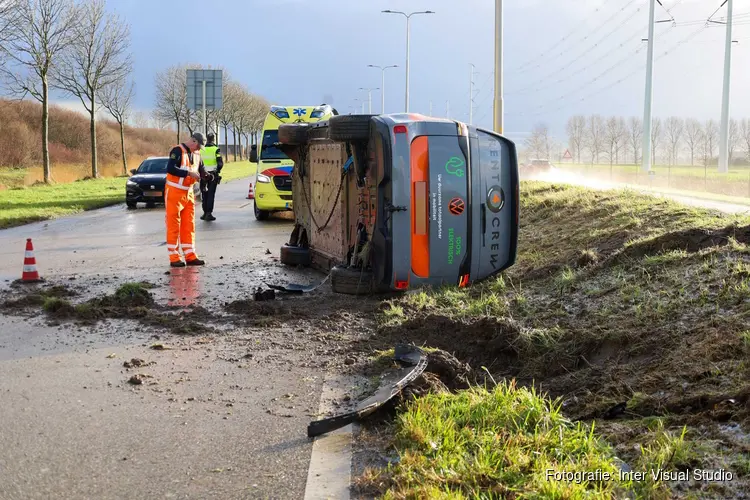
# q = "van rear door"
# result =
<box><xmin>470</xmin><ymin>129</ymin><xmax>519</xmax><ymax>281</ymax></box>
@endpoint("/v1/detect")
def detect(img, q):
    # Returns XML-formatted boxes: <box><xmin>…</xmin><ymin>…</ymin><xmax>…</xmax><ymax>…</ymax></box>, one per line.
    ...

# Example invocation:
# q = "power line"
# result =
<box><xmin>516</xmin><ymin>0</ymin><xmax>640</xmax><ymax>75</ymax></box>
<box><xmin>513</xmin><ymin>0</ymin><xmax>622</xmax><ymax>72</ymax></box>
<box><xmin>507</xmin><ymin>3</ymin><xmax>646</xmax><ymax>94</ymax></box>
<box><xmin>514</xmin><ymin>23</ymin><xmax>709</xmax><ymax>119</ymax></box>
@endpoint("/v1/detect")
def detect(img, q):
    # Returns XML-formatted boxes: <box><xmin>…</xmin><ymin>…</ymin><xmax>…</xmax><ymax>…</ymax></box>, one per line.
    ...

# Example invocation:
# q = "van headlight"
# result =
<box><xmin>257</xmin><ymin>173</ymin><xmax>271</xmax><ymax>183</ymax></box>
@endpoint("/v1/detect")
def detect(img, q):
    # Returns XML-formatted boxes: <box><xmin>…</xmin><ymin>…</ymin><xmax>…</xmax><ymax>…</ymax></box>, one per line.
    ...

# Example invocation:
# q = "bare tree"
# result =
<box><xmin>0</xmin><ymin>0</ymin><xmax>19</xmax><ymax>46</ymax></box>
<box><xmin>100</xmin><ymin>77</ymin><xmax>134</xmax><ymax>175</ymax></box>
<box><xmin>729</xmin><ymin>118</ymin><xmax>739</xmax><ymax>166</ymax></box>
<box><xmin>664</xmin><ymin>117</ymin><xmax>684</xmax><ymax>165</ymax></box>
<box><xmin>586</xmin><ymin>115</ymin><xmax>605</xmax><ymax>164</ymax></box>
<box><xmin>0</xmin><ymin>0</ymin><xmax>77</xmax><ymax>183</ymax></box>
<box><xmin>684</xmin><ymin>119</ymin><xmax>701</xmax><ymax>166</ymax></box>
<box><xmin>132</xmin><ymin>111</ymin><xmax>150</xmax><ymax>129</ymax></box>
<box><xmin>605</xmin><ymin>117</ymin><xmax>621</xmax><ymax>166</ymax></box>
<box><xmin>628</xmin><ymin>116</ymin><xmax>642</xmax><ymax>165</ymax></box>
<box><xmin>566</xmin><ymin>115</ymin><xmax>586</xmax><ymax>163</ymax></box>
<box><xmin>54</xmin><ymin>0</ymin><xmax>131</xmax><ymax>178</ymax></box>
<box><xmin>154</xmin><ymin>65</ymin><xmax>186</xmax><ymax>143</ymax></box>
<box><xmin>742</xmin><ymin>118</ymin><xmax>750</xmax><ymax>162</ymax></box>
<box><xmin>524</xmin><ymin>123</ymin><xmax>552</xmax><ymax>160</ymax></box>
<box><xmin>650</xmin><ymin>117</ymin><xmax>662</xmax><ymax>166</ymax></box>
<box><xmin>701</xmin><ymin>119</ymin><xmax>718</xmax><ymax>166</ymax></box>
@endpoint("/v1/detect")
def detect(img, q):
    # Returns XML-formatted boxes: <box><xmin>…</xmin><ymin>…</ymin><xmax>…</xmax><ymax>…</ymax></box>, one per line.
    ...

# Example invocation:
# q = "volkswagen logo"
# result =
<box><xmin>486</xmin><ymin>185</ymin><xmax>504</xmax><ymax>213</ymax></box>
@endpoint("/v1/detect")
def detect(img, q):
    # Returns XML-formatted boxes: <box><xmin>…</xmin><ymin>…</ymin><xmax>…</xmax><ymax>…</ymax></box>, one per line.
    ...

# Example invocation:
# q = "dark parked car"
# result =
<box><xmin>126</xmin><ymin>156</ymin><xmax>201</xmax><ymax>209</ymax></box>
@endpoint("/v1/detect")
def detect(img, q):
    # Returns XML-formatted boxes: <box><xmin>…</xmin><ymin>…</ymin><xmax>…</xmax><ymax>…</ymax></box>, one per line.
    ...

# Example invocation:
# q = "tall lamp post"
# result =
<box><xmin>382</xmin><ymin>9</ymin><xmax>435</xmax><ymax>112</ymax></box>
<box><xmin>359</xmin><ymin>87</ymin><xmax>380</xmax><ymax>114</ymax></box>
<box><xmin>367</xmin><ymin>64</ymin><xmax>398</xmax><ymax>114</ymax></box>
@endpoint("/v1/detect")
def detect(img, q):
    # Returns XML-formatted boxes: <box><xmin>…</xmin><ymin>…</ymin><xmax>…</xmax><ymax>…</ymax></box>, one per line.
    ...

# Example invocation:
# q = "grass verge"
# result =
<box><xmin>361</xmin><ymin>182</ymin><xmax>750</xmax><ymax>498</ymax></box>
<box><xmin>0</xmin><ymin>176</ymin><xmax>126</xmax><ymax>229</ymax></box>
<box><xmin>220</xmin><ymin>160</ymin><xmax>256</xmax><ymax>183</ymax></box>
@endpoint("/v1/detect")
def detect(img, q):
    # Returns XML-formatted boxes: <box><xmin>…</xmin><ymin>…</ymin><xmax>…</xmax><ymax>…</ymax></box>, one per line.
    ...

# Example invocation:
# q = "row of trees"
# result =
<box><xmin>153</xmin><ymin>65</ymin><xmax>269</xmax><ymax>161</ymax></box>
<box><xmin>0</xmin><ymin>0</ymin><xmax>132</xmax><ymax>182</ymax></box>
<box><xmin>553</xmin><ymin>115</ymin><xmax>750</xmax><ymax>167</ymax></box>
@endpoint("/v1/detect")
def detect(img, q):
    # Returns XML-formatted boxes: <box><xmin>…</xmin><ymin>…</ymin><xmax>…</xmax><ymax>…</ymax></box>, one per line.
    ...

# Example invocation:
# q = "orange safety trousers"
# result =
<box><xmin>165</xmin><ymin>185</ymin><xmax>198</xmax><ymax>263</ymax></box>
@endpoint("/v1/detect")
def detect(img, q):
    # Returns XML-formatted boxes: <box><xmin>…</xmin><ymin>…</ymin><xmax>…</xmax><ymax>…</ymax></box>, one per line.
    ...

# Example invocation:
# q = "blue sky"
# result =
<box><xmin>52</xmin><ymin>0</ymin><xmax>750</xmax><ymax>144</ymax></box>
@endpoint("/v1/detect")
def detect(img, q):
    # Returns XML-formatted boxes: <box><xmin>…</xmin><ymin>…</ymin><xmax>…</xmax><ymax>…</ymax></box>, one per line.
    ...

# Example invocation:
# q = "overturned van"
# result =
<box><xmin>275</xmin><ymin>113</ymin><xmax>519</xmax><ymax>295</ymax></box>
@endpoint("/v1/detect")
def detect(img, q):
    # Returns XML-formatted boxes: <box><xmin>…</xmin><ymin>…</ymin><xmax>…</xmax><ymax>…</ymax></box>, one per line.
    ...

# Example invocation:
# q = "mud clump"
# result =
<box><xmin>123</xmin><ymin>358</ymin><xmax>153</xmax><ymax>369</ymax></box>
<box><xmin>576</xmin><ymin>249</ymin><xmax>600</xmax><ymax>268</ymax></box>
<box><xmin>98</xmin><ymin>283</ymin><xmax>155</xmax><ymax>308</ymax></box>
<box><xmin>1</xmin><ymin>284</ymin><xmax>78</xmax><ymax>312</ymax></box>
<box><xmin>377</xmin><ymin>315</ymin><xmax>522</xmax><ymax>375</ymax></box>
<box><xmin>42</xmin><ymin>297</ymin><xmax>76</xmax><ymax>318</ymax></box>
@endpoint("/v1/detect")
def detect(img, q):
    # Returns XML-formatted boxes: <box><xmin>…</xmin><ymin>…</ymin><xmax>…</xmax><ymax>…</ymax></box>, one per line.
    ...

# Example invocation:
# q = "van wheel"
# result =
<box><xmin>328</xmin><ymin>115</ymin><xmax>373</xmax><ymax>142</ymax></box>
<box><xmin>254</xmin><ymin>203</ymin><xmax>270</xmax><ymax>221</ymax></box>
<box><xmin>278</xmin><ymin>123</ymin><xmax>310</xmax><ymax>145</ymax></box>
<box><xmin>331</xmin><ymin>265</ymin><xmax>373</xmax><ymax>295</ymax></box>
<box><xmin>280</xmin><ymin>244</ymin><xmax>311</xmax><ymax>267</ymax></box>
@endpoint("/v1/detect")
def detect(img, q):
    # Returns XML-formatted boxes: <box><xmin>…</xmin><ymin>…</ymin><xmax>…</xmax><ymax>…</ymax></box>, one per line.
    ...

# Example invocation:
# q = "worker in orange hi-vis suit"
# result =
<box><xmin>164</xmin><ymin>132</ymin><xmax>214</xmax><ymax>267</ymax></box>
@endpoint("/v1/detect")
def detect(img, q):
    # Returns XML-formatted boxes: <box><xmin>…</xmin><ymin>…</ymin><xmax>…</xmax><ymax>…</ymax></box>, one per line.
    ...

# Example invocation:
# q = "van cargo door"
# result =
<box><xmin>416</xmin><ymin>135</ymin><xmax>469</xmax><ymax>280</ymax></box>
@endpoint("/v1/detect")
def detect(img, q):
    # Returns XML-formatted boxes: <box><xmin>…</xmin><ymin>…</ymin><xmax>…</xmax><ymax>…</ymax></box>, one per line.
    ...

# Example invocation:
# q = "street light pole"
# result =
<box><xmin>382</xmin><ymin>9</ymin><xmax>435</xmax><ymax>113</ymax></box>
<box><xmin>368</xmin><ymin>65</ymin><xmax>398</xmax><ymax>114</ymax></box>
<box><xmin>493</xmin><ymin>0</ymin><xmax>503</xmax><ymax>134</ymax></box>
<box><xmin>359</xmin><ymin>87</ymin><xmax>380</xmax><ymax>114</ymax></box>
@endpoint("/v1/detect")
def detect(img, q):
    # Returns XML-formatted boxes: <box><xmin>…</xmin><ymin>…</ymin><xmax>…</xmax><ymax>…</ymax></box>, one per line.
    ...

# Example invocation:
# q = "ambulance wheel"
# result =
<box><xmin>328</xmin><ymin>115</ymin><xmax>374</xmax><ymax>142</ymax></box>
<box><xmin>254</xmin><ymin>203</ymin><xmax>270</xmax><ymax>221</ymax></box>
<box><xmin>331</xmin><ymin>265</ymin><xmax>373</xmax><ymax>295</ymax></box>
<box><xmin>278</xmin><ymin>123</ymin><xmax>310</xmax><ymax>145</ymax></box>
<box><xmin>280</xmin><ymin>244</ymin><xmax>311</xmax><ymax>267</ymax></box>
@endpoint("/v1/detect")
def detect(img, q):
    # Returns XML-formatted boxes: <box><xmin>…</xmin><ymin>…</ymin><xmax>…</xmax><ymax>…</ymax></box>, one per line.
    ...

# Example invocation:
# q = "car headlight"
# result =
<box><xmin>126</xmin><ymin>180</ymin><xmax>137</xmax><ymax>187</ymax></box>
<box><xmin>257</xmin><ymin>173</ymin><xmax>271</xmax><ymax>183</ymax></box>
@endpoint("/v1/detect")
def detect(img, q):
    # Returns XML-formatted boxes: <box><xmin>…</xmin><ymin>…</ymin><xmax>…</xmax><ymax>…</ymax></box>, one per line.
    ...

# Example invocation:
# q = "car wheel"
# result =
<box><xmin>126</xmin><ymin>201</ymin><xmax>137</xmax><ymax>209</ymax></box>
<box><xmin>254</xmin><ymin>202</ymin><xmax>270</xmax><ymax>221</ymax></box>
<box><xmin>328</xmin><ymin>115</ymin><xmax>374</xmax><ymax>142</ymax></box>
<box><xmin>331</xmin><ymin>265</ymin><xmax>373</xmax><ymax>295</ymax></box>
<box><xmin>278</xmin><ymin>123</ymin><xmax>310</xmax><ymax>145</ymax></box>
<box><xmin>279</xmin><ymin>244</ymin><xmax>311</xmax><ymax>267</ymax></box>
<box><xmin>146</xmin><ymin>201</ymin><xmax>156</xmax><ymax>209</ymax></box>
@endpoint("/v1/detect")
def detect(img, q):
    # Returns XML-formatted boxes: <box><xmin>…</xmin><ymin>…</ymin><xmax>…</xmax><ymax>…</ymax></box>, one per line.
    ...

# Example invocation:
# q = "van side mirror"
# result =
<box><xmin>249</xmin><ymin>145</ymin><xmax>258</xmax><ymax>163</ymax></box>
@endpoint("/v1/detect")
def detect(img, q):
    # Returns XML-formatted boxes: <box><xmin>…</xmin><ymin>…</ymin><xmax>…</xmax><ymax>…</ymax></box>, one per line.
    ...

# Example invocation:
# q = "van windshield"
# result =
<box><xmin>260</xmin><ymin>130</ymin><xmax>289</xmax><ymax>160</ymax></box>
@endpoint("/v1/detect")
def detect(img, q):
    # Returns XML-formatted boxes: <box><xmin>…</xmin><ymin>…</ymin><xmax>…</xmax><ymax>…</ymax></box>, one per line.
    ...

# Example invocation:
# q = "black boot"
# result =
<box><xmin>186</xmin><ymin>258</ymin><xmax>206</xmax><ymax>266</ymax></box>
<box><xmin>170</xmin><ymin>261</ymin><xmax>186</xmax><ymax>268</ymax></box>
<box><xmin>200</xmin><ymin>213</ymin><xmax>207</xmax><ymax>220</ymax></box>
<box><xmin>205</xmin><ymin>213</ymin><xmax>216</xmax><ymax>221</ymax></box>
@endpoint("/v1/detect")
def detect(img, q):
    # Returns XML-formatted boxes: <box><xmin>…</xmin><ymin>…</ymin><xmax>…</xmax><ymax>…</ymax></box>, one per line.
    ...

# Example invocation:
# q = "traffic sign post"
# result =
<box><xmin>187</xmin><ymin>69</ymin><xmax>223</xmax><ymax>134</ymax></box>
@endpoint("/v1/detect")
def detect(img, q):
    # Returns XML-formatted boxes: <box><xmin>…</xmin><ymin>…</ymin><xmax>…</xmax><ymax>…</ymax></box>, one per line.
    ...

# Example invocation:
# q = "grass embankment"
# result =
<box><xmin>0</xmin><ymin>160</ymin><xmax>255</xmax><ymax>230</ymax></box>
<box><xmin>363</xmin><ymin>182</ymin><xmax>750</xmax><ymax>498</ymax></box>
<box><xmin>556</xmin><ymin>162</ymin><xmax>750</xmax><ymax>199</ymax></box>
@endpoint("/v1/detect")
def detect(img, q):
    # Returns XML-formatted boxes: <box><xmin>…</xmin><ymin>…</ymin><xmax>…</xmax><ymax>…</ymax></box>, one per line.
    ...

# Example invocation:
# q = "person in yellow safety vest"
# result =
<box><xmin>164</xmin><ymin>132</ymin><xmax>214</xmax><ymax>267</ymax></box>
<box><xmin>199</xmin><ymin>132</ymin><xmax>223</xmax><ymax>221</ymax></box>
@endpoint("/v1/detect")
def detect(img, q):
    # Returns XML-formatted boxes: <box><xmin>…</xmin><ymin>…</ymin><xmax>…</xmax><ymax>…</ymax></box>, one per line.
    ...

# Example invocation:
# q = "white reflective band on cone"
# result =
<box><xmin>23</xmin><ymin>265</ymin><xmax>37</xmax><ymax>272</ymax></box>
<box><xmin>25</xmin><ymin>251</ymin><xmax>35</xmax><ymax>258</ymax></box>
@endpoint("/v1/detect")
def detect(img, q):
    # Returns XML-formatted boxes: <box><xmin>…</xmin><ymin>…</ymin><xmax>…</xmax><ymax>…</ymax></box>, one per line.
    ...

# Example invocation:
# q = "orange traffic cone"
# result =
<box><xmin>246</xmin><ymin>182</ymin><xmax>254</xmax><ymax>199</ymax></box>
<box><xmin>22</xmin><ymin>238</ymin><xmax>42</xmax><ymax>282</ymax></box>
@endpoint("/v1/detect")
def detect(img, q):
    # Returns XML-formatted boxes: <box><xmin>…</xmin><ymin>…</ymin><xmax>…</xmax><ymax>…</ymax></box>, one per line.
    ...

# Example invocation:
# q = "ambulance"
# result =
<box><xmin>249</xmin><ymin>104</ymin><xmax>337</xmax><ymax>220</ymax></box>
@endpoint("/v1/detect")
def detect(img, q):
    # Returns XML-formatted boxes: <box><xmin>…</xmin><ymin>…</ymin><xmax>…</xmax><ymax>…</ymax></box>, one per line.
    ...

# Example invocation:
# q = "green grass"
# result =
<box><xmin>379</xmin><ymin>381</ymin><xmax>677</xmax><ymax>499</ymax></box>
<box><xmin>0</xmin><ymin>167</ymin><xmax>27</xmax><ymax>188</ymax></box>
<box><xmin>221</xmin><ymin>160</ymin><xmax>256</xmax><ymax>183</ymax></box>
<box><xmin>0</xmin><ymin>176</ymin><xmax>127</xmax><ymax>229</ymax></box>
<box><xmin>561</xmin><ymin>162</ymin><xmax>750</xmax><ymax>182</ymax></box>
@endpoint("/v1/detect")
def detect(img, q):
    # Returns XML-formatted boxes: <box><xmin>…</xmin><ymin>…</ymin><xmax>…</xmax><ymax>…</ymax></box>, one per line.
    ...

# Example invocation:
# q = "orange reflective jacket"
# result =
<box><xmin>165</xmin><ymin>144</ymin><xmax>198</xmax><ymax>191</ymax></box>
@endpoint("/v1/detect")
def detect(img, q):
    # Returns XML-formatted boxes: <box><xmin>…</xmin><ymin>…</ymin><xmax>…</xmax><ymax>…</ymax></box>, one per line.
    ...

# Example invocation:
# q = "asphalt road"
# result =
<box><xmin>0</xmin><ymin>177</ymin><xmax>333</xmax><ymax>500</ymax></box>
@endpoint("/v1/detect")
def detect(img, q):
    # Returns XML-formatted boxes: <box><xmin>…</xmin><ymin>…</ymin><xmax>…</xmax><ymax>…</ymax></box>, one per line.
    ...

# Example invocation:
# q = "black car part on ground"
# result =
<box><xmin>307</xmin><ymin>344</ymin><xmax>427</xmax><ymax>438</ymax></box>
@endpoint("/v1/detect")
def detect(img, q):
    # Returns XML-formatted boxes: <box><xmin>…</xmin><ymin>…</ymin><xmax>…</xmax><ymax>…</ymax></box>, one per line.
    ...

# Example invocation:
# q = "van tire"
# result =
<box><xmin>328</xmin><ymin>115</ymin><xmax>373</xmax><ymax>142</ymax></box>
<box><xmin>278</xmin><ymin>123</ymin><xmax>310</xmax><ymax>145</ymax></box>
<box><xmin>254</xmin><ymin>202</ymin><xmax>270</xmax><ymax>221</ymax></box>
<box><xmin>280</xmin><ymin>244</ymin><xmax>311</xmax><ymax>267</ymax></box>
<box><xmin>331</xmin><ymin>265</ymin><xmax>373</xmax><ymax>295</ymax></box>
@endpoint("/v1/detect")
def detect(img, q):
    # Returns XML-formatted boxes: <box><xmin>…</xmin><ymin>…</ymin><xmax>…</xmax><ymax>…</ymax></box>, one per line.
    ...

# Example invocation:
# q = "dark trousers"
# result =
<box><xmin>200</xmin><ymin>175</ymin><xmax>219</xmax><ymax>214</ymax></box>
